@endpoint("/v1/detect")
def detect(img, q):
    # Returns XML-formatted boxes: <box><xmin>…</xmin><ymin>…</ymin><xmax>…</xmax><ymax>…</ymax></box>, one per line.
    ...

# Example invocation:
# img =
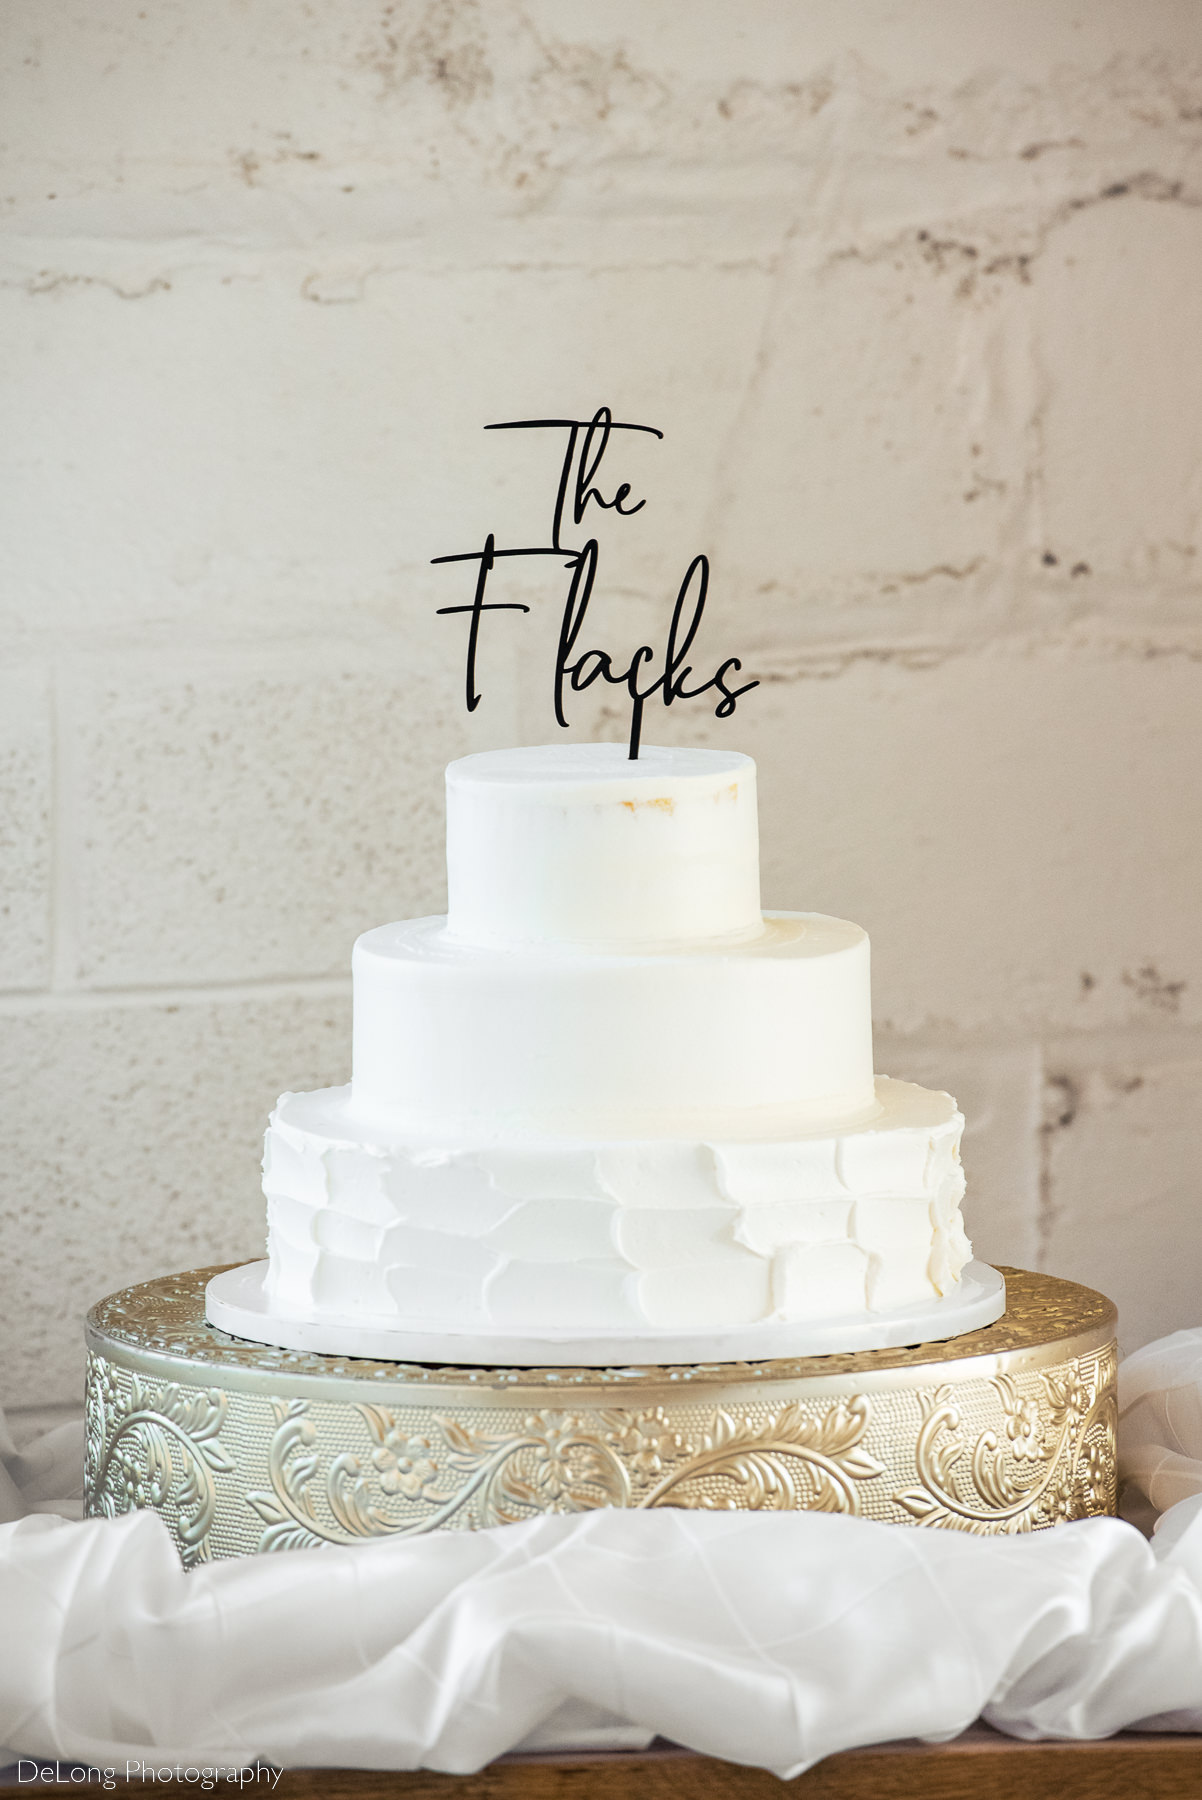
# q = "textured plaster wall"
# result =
<box><xmin>2</xmin><ymin>1</ymin><xmax>1202</xmax><ymax>1407</ymax></box>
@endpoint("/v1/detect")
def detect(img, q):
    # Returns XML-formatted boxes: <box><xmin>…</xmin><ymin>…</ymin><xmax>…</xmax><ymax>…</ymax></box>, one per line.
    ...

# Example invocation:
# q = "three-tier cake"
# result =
<box><xmin>206</xmin><ymin>743</ymin><xmax>1004</xmax><ymax>1362</ymax></box>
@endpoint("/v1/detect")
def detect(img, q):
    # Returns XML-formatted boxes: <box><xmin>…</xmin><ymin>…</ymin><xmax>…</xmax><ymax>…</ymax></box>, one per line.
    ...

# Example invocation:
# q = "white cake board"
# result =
<box><xmin>205</xmin><ymin>1261</ymin><xmax>1007</xmax><ymax>1367</ymax></box>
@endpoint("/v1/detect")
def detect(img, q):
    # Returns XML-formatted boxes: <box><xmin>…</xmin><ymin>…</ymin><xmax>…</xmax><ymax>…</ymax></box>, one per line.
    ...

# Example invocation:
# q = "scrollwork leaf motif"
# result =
<box><xmin>243</xmin><ymin>1360</ymin><xmax>1115</xmax><ymax>1552</ymax></box>
<box><xmin>246</xmin><ymin>1400</ymin><xmax>332</xmax><ymax>1552</ymax></box>
<box><xmin>248</xmin><ymin>1404</ymin><xmax>636</xmax><ymax>1549</ymax></box>
<box><xmin>895</xmin><ymin>1357</ymin><xmax>1115</xmax><ymax>1534</ymax></box>
<box><xmin>84</xmin><ymin>1357</ymin><xmax>235</xmax><ymax>1566</ymax></box>
<box><xmin>244</xmin><ymin>1393</ymin><xmax>888</xmax><ymax>1550</ymax></box>
<box><xmin>246</xmin><ymin>1389</ymin><xmax>881</xmax><ymax>1548</ymax></box>
<box><xmin>640</xmin><ymin>1398</ymin><xmax>884</xmax><ymax>1516</ymax></box>
<box><xmin>438</xmin><ymin>1415</ymin><xmax>480</xmax><ymax>1458</ymax></box>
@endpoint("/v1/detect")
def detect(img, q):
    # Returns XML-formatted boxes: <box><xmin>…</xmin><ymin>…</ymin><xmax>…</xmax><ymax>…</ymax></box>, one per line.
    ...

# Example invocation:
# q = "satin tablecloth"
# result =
<box><xmin>2</xmin><ymin>1328</ymin><xmax>1202</xmax><ymax>1778</ymax></box>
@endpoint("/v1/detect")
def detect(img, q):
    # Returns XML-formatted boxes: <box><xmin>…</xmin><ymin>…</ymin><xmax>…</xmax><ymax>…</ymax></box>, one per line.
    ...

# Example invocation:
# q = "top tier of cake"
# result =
<box><xmin>445</xmin><ymin>743</ymin><xmax>761</xmax><ymax>949</ymax></box>
<box><xmin>348</xmin><ymin>743</ymin><xmax>877</xmax><ymax>1139</ymax></box>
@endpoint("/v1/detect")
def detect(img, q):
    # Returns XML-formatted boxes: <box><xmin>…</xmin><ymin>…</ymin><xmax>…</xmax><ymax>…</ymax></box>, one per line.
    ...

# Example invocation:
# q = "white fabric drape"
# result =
<box><xmin>1119</xmin><ymin>1329</ymin><xmax>1202</xmax><ymax>1530</ymax></box>
<box><xmin>0</xmin><ymin>1328</ymin><xmax>1200</xmax><ymax>1777</ymax></box>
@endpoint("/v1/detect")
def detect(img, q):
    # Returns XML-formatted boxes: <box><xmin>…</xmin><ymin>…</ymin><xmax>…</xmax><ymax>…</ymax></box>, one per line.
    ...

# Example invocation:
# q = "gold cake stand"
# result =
<box><xmin>84</xmin><ymin>1266</ymin><xmax>1117</xmax><ymax>1566</ymax></box>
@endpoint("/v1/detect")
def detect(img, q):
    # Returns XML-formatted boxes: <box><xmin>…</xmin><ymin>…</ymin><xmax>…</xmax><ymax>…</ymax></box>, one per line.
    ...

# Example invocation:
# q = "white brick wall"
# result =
<box><xmin>3</xmin><ymin>1</ymin><xmax>1202</xmax><ymax>1404</ymax></box>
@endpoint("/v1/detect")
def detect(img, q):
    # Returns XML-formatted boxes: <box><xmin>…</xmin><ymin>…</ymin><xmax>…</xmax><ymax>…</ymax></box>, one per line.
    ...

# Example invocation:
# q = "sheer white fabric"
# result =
<box><xmin>1120</xmin><ymin>1330</ymin><xmax>1202</xmax><ymax>1526</ymax></box>
<box><xmin>0</xmin><ymin>1329</ymin><xmax>1199</xmax><ymax>1777</ymax></box>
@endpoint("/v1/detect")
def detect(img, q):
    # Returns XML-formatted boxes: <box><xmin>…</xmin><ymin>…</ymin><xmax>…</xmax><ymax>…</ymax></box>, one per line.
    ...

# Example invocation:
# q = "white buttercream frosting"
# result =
<box><xmin>349</xmin><ymin>910</ymin><xmax>877</xmax><ymax>1136</ymax></box>
<box><xmin>254</xmin><ymin>741</ymin><xmax>975</xmax><ymax>1343</ymax></box>
<box><xmin>445</xmin><ymin>743</ymin><xmax>761</xmax><ymax>949</ymax></box>
<box><xmin>262</xmin><ymin>1079</ymin><xmax>971</xmax><ymax>1331</ymax></box>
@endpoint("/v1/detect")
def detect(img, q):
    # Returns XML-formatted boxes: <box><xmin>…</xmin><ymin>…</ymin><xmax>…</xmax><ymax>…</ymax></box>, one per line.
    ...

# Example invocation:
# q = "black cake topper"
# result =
<box><xmin>432</xmin><ymin>408</ymin><xmax>759</xmax><ymax>758</ymax></box>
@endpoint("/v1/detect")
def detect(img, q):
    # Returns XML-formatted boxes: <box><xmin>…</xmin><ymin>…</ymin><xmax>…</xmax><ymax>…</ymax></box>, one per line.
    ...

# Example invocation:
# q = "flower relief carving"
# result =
<box><xmin>84</xmin><ymin>1272</ymin><xmax>1118</xmax><ymax>1558</ymax></box>
<box><xmin>245</xmin><ymin>1395</ymin><xmax>887</xmax><ymax>1550</ymax></box>
<box><xmin>84</xmin><ymin>1356</ymin><xmax>236</xmax><ymax>1566</ymax></box>
<box><xmin>896</xmin><ymin>1354</ymin><xmax>1117</xmax><ymax>1533</ymax></box>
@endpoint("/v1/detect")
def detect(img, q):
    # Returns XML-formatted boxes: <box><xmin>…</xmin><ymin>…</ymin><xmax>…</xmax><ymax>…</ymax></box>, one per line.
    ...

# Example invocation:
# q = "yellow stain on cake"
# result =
<box><xmin>621</xmin><ymin>796</ymin><xmax>676</xmax><ymax>813</ymax></box>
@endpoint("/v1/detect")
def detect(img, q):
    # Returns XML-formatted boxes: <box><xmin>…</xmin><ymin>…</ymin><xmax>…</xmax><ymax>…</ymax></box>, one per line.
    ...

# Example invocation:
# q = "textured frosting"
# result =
<box><xmin>262</xmin><ymin>1079</ymin><xmax>971</xmax><ymax>1331</ymax></box>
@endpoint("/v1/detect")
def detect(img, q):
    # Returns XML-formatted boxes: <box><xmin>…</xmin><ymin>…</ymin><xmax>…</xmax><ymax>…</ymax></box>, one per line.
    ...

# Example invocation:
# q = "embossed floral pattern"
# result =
<box><xmin>1080</xmin><ymin>1435</ymin><xmax>1110</xmax><ymax>1501</ymax></box>
<box><xmin>84</xmin><ymin>1359</ymin><xmax>236</xmax><ymax>1566</ymax></box>
<box><xmin>604</xmin><ymin>1407</ymin><xmax>688</xmax><ymax>1477</ymax></box>
<box><xmin>1046</xmin><ymin>1371</ymin><xmax>1091</xmax><ymax>1432</ymax></box>
<box><xmin>1004</xmin><ymin>1394</ymin><xmax>1045</xmax><ymax>1462</ymax></box>
<box><xmin>896</xmin><ymin>1359</ymin><xmax>1116</xmax><ymax>1532</ymax></box>
<box><xmin>85</xmin><ymin>1275</ymin><xmax>1119</xmax><ymax>1561</ymax></box>
<box><xmin>371</xmin><ymin>1428</ymin><xmax>438</xmax><ymax>1500</ymax></box>
<box><xmin>525</xmin><ymin>1413</ymin><xmax>589</xmax><ymax>1499</ymax></box>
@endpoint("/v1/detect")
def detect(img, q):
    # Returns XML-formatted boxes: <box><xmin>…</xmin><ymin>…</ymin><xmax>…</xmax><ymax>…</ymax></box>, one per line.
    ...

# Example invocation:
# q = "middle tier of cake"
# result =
<box><xmin>350</xmin><ymin>910</ymin><xmax>877</xmax><ymax>1136</ymax></box>
<box><xmin>262</xmin><ymin>1076</ymin><xmax>971</xmax><ymax>1333</ymax></box>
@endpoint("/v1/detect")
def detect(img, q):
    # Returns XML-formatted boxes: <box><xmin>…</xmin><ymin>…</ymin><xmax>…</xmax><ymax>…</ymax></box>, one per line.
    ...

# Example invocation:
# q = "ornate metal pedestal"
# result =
<box><xmin>85</xmin><ymin>1265</ymin><xmax>1117</xmax><ymax>1566</ymax></box>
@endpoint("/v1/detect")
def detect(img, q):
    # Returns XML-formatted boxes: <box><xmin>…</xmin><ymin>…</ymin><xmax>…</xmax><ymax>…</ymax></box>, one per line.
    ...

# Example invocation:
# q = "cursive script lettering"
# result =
<box><xmin>555</xmin><ymin>545</ymin><xmax>758</xmax><ymax>758</ymax></box>
<box><xmin>434</xmin><ymin>407</ymin><xmax>759</xmax><ymax>756</ymax></box>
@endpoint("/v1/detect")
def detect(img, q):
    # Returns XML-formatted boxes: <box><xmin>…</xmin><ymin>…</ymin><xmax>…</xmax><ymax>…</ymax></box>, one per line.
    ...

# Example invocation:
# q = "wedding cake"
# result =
<box><xmin>204</xmin><ymin>742</ymin><xmax>1003</xmax><ymax>1364</ymax></box>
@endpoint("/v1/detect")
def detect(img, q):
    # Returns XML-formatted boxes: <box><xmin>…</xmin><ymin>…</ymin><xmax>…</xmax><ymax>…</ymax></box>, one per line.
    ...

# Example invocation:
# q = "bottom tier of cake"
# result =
<box><xmin>85</xmin><ymin>1266</ymin><xmax>1117</xmax><ymax>1564</ymax></box>
<box><xmin>258</xmin><ymin>1077</ymin><xmax>974</xmax><ymax>1338</ymax></box>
